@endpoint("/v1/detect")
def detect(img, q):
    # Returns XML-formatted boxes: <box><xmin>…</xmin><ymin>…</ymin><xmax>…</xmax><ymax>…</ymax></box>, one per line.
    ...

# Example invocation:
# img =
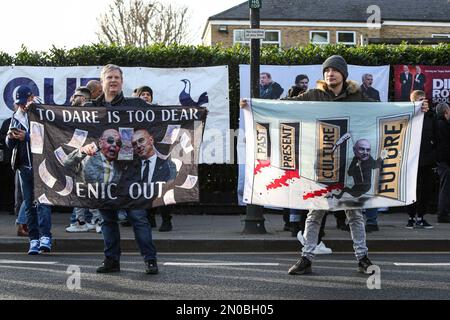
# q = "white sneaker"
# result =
<box><xmin>86</xmin><ymin>222</ymin><xmax>96</xmax><ymax>231</ymax></box>
<box><xmin>95</xmin><ymin>223</ymin><xmax>102</xmax><ymax>234</ymax></box>
<box><xmin>65</xmin><ymin>222</ymin><xmax>89</xmax><ymax>233</ymax></box>
<box><xmin>314</xmin><ymin>241</ymin><xmax>332</xmax><ymax>255</ymax></box>
<box><xmin>296</xmin><ymin>231</ymin><xmax>305</xmax><ymax>246</ymax></box>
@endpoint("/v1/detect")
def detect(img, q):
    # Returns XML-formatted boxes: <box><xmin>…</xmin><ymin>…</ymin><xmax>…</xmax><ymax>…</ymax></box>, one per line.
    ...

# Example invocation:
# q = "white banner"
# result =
<box><xmin>243</xmin><ymin>99</ymin><xmax>423</xmax><ymax>210</ymax></box>
<box><xmin>0</xmin><ymin>65</ymin><xmax>230</xmax><ymax>164</ymax></box>
<box><xmin>237</xmin><ymin>64</ymin><xmax>390</xmax><ymax>205</ymax></box>
<box><xmin>239</xmin><ymin>64</ymin><xmax>390</xmax><ymax>102</ymax></box>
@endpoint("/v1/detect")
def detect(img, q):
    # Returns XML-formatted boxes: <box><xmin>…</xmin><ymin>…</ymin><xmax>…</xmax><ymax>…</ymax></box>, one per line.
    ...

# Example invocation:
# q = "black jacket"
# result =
<box><xmin>86</xmin><ymin>92</ymin><xmax>149</xmax><ymax>108</ymax></box>
<box><xmin>418</xmin><ymin>110</ymin><xmax>437</xmax><ymax>167</ymax></box>
<box><xmin>360</xmin><ymin>85</ymin><xmax>380</xmax><ymax>102</ymax></box>
<box><xmin>5</xmin><ymin>111</ymin><xmax>32</xmax><ymax>170</ymax></box>
<box><xmin>0</xmin><ymin>118</ymin><xmax>12</xmax><ymax>166</ymax></box>
<box><xmin>260</xmin><ymin>81</ymin><xmax>284</xmax><ymax>99</ymax></box>
<box><xmin>436</xmin><ymin>116</ymin><xmax>450</xmax><ymax>166</ymax></box>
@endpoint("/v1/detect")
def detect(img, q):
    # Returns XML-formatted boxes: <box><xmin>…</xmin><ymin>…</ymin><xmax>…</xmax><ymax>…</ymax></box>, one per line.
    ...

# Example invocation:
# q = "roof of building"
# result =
<box><xmin>209</xmin><ymin>0</ymin><xmax>450</xmax><ymax>22</ymax></box>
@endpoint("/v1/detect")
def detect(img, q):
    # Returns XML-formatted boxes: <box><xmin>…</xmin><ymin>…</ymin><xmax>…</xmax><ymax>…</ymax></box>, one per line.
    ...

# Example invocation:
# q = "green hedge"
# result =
<box><xmin>2</xmin><ymin>43</ymin><xmax>449</xmax><ymax>203</ymax></box>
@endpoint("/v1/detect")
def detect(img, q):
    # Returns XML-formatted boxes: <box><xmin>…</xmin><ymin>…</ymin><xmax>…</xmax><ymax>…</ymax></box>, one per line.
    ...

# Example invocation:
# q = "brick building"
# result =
<box><xmin>202</xmin><ymin>0</ymin><xmax>450</xmax><ymax>48</ymax></box>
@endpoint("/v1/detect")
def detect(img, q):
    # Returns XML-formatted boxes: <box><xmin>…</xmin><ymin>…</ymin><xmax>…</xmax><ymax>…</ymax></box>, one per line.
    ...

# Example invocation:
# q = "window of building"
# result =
<box><xmin>432</xmin><ymin>34</ymin><xmax>450</xmax><ymax>38</ymax></box>
<box><xmin>310</xmin><ymin>31</ymin><xmax>330</xmax><ymax>44</ymax></box>
<box><xmin>336</xmin><ymin>31</ymin><xmax>356</xmax><ymax>45</ymax></box>
<box><xmin>233</xmin><ymin>30</ymin><xmax>281</xmax><ymax>47</ymax></box>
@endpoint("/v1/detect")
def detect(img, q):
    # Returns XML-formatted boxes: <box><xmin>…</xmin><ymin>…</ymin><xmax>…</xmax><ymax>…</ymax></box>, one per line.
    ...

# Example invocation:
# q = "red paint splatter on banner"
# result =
<box><xmin>254</xmin><ymin>160</ymin><xmax>271</xmax><ymax>175</ymax></box>
<box><xmin>303</xmin><ymin>183</ymin><xmax>343</xmax><ymax>200</ymax></box>
<box><xmin>266</xmin><ymin>170</ymin><xmax>300</xmax><ymax>190</ymax></box>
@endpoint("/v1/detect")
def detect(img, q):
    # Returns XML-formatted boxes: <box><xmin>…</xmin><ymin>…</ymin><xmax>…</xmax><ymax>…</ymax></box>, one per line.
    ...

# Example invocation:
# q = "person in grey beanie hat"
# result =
<box><xmin>322</xmin><ymin>55</ymin><xmax>348</xmax><ymax>80</ymax></box>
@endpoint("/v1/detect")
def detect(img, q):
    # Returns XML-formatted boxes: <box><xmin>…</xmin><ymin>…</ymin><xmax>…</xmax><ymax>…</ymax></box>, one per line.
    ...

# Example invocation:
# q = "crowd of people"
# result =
<box><xmin>1</xmin><ymin>56</ymin><xmax>449</xmax><ymax>276</ymax></box>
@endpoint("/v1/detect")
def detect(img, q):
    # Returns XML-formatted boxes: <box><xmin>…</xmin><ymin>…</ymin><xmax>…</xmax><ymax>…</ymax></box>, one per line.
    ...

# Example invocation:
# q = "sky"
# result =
<box><xmin>0</xmin><ymin>0</ymin><xmax>245</xmax><ymax>55</ymax></box>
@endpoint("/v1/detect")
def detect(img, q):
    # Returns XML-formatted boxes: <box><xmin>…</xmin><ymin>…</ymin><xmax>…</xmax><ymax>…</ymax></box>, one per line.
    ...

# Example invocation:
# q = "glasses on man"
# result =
<box><xmin>105</xmin><ymin>136</ymin><xmax>122</xmax><ymax>147</ymax></box>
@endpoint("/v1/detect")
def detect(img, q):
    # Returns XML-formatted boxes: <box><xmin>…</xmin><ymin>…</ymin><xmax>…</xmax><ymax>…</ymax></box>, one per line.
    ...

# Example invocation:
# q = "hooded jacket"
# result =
<box><xmin>285</xmin><ymin>80</ymin><xmax>373</xmax><ymax>102</ymax></box>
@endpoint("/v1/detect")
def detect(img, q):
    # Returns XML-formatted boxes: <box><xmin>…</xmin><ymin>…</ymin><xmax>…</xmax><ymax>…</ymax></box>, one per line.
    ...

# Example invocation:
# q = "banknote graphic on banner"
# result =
<box><xmin>243</xmin><ymin>99</ymin><xmax>424</xmax><ymax>210</ymax></box>
<box><xmin>28</xmin><ymin>104</ymin><xmax>207</xmax><ymax>209</ymax></box>
<box><xmin>394</xmin><ymin>65</ymin><xmax>450</xmax><ymax>105</ymax></box>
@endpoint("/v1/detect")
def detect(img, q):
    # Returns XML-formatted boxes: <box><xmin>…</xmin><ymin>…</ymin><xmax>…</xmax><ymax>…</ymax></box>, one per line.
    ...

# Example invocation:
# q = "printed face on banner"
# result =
<box><xmin>132</xmin><ymin>129</ymin><xmax>155</xmax><ymax>159</ymax></box>
<box><xmin>394</xmin><ymin>65</ymin><xmax>450</xmax><ymax>105</ymax></box>
<box><xmin>29</xmin><ymin>104</ymin><xmax>207</xmax><ymax>209</ymax></box>
<box><xmin>99</xmin><ymin>129</ymin><xmax>122</xmax><ymax>162</ymax></box>
<box><xmin>243</xmin><ymin>99</ymin><xmax>423</xmax><ymax>211</ymax></box>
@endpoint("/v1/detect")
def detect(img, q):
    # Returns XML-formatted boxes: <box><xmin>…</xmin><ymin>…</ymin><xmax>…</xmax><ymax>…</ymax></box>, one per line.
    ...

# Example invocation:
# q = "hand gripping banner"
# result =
<box><xmin>243</xmin><ymin>99</ymin><xmax>424</xmax><ymax>210</ymax></box>
<box><xmin>29</xmin><ymin>104</ymin><xmax>207</xmax><ymax>209</ymax></box>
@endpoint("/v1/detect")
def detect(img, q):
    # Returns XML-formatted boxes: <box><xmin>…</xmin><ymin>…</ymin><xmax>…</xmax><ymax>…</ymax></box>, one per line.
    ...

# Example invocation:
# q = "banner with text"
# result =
<box><xmin>0</xmin><ymin>65</ymin><xmax>229</xmax><ymax>163</ymax></box>
<box><xmin>28</xmin><ymin>104</ymin><xmax>207</xmax><ymax>209</ymax></box>
<box><xmin>394</xmin><ymin>64</ymin><xmax>450</xmax><ymax>106</ymax></box>
<box><xmin>236</xmin><ymin>64</ymin><xmax>390</xmax><ymax>205</ymax></box>
<box><xmin>243</xmin><ymin>99</ymin><xmax>424</xmax><ymax>210</ymax></box>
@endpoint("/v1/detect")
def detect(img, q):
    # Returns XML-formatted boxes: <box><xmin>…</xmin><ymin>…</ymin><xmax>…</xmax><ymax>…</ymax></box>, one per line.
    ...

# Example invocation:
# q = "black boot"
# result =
<box><xmin>96</xmin><ymin>257</ymin><xmax>120</xmax><ymax>273</ymax></box>
<box><xmin>159</xmin><ymin>212</ymin><xmax>173</xmax><ymax>232</ymax></box>
<box><xmin>290</xmin><ymin>222</ymin><xmax>301</xmax><ymax>237</ymax></box>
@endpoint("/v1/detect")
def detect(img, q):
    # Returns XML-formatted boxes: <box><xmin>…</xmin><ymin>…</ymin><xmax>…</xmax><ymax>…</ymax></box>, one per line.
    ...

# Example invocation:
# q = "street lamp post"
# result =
<box><xmin>242</xmin><ymin>0</ymin><xmax>266</xmax><ymax>234</ymax></box>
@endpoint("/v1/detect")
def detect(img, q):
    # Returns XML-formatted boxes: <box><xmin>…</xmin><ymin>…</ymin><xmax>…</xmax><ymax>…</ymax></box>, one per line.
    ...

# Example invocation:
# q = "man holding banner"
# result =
<box><xmin>284</xmin><ymin>55</ymin><xmax>376</xmax><ymax>275</ymax></box>
<box><xmin>87</xmin><ymin>64</ymin><xmax>159</xmax><ymax>275</ymax></box>
<box><xmin>242</xmin><ymin>55</ymin><xmax>429</xmax><ymax>275</ymax></box>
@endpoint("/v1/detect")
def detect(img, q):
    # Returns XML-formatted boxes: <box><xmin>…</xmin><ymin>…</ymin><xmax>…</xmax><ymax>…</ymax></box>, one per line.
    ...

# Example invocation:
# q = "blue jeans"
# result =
<box><xmin>16</xmin><ymin>201</ymin><xmax>27</xmax><ymax>225</ymax></box>
<box><xmin>364</xmin><ymin>208</ymin><xmax>378</xmax><ymax>226</ymax></box>
<box><xmin>100</xmin><ymin>209</ymin><xmax>157</xmax><ymax>262</ymax></box>
<box><xmin>18</xmin><ymin>166</ymin><xmax>52</xmax><ymax>240</ymax></box>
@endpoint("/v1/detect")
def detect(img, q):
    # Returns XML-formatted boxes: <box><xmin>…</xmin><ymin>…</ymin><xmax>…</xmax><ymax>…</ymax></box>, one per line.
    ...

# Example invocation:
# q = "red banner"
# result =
<box><xmin>394</xmin><ymin>65</ymin><xmax>450</xmax><ymax>105</ymax></box>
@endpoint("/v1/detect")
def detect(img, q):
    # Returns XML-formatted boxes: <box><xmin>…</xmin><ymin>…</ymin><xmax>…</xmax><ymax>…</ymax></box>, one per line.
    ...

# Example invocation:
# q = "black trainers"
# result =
<box><xmin>96</xmin><ymin>258</ymin><xmax>120</xmax><ymax>273</ymax></box>
<box><xmin>159</xmin><ymin>221</ymin><xmax>173</xmax><ymax>232</ymax></box>
<box><xmin>415</xmin><ymin>219</ymin><xmax>434</xmax><ymax>229</ymax></box>
<box><xmin>358</xmin><ymin>255</ymin><xmax>373</xmax><ymax>274</ymax></box>
<box><xmin>406</xmin><ymin>218</ymin><xmax>415</xmax><ymax>229</ymax></box>
<box><xmin>288</xmin><ymin>257</ymin><xmax>312</xmax><ymax>275</ymax></box>
<box><xmin>145</xmin><ymin>259</ymin><xmax>159</xmax><ymax>274</ymax></box>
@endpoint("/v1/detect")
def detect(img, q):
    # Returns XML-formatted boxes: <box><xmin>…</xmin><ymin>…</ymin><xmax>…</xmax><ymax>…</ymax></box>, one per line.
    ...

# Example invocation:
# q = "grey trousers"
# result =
<box><xmin>302</xmin><ymin>209</ymin><xmax>368</xmax><ymax>261</ymax></box>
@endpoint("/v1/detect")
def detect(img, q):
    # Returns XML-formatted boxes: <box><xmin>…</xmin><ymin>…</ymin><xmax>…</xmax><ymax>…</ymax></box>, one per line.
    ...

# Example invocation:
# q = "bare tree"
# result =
<box><xmin>97</xmin><ymin>0</ymin><xmax>191</xmax><ymax>46</ymax></box>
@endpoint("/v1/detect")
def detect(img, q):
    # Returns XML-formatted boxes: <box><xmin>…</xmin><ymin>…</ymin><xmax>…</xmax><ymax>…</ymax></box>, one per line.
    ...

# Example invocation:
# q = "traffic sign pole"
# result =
<box><xmin>243</xmin><ymin>0</ymin><xmax>266</xmax><ymax>234</ymax></box>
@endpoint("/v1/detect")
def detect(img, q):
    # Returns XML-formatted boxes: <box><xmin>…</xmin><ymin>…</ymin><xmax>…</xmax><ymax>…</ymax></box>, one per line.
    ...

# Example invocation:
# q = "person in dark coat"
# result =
<box><xmin>406</xmin><ymin>90</ymin><xmax>436</xmax><ymax>229</ymax></box>
<box><xmin>412</xmin><ymin>66</ymin><xmax>426</xmax><ymax>91</ymax></box>
<box><xmin>435</xmin><ymin>102</ymin><xmax>450</xmax><ymax>223</ymax></box>
<box><xmin>400</xmin><ymin>65</ymin><xmax>413</xmax><ymax>101</ymax></box>
<box><xmin>360</xmin><ymin>73</ymin><xmax>380</xmax><ymax>101</ymax></box>
<box><xmin>260</xmin><ymin>72</ymin><xmax>284</xmax><ymax>99</ymax></box>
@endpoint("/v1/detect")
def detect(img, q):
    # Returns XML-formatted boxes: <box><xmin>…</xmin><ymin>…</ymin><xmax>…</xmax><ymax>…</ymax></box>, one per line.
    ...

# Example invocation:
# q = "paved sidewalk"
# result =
<box><xmin>0</xmin><ymin>211</ymin><xmax>449</xmax><ymax>252</ymax></box>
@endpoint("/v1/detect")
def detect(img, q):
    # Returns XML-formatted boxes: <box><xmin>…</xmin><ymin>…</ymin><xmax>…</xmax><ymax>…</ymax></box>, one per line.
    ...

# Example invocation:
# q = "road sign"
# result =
<box><xmin>249</xmin><ymin>0</ymin><xmax>262</xmax><ymax>9</ymax></box>
<box><xmin>245</xmin><ymin>29</ymin><xmax>266</xmax><ymax>39</ymax></box>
